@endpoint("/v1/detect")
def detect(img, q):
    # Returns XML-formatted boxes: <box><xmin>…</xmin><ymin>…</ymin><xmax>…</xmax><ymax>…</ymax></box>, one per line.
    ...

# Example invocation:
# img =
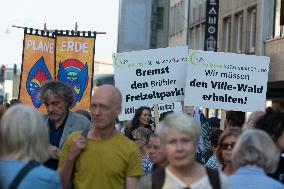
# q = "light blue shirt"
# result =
<box><xmin>229</xmin><ymin>166</ymin><xmax>284</xmax><ymax>189</ymax></box>
<box><xmin>0</xmin><ymin>160</ymin><xmax>62</xmax><ymax>189</ymax></box>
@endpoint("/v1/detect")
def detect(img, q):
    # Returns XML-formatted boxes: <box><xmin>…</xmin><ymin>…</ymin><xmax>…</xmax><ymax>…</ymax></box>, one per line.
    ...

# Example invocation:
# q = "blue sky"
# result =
<box><xmin>0</xmin><ymin>0</ymin><xmax>119</xmax><ymax>68</ymax></box>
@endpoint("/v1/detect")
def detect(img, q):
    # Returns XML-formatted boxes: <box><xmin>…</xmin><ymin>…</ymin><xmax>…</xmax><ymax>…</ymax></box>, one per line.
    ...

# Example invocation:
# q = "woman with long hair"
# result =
<box><xmin>124</xmin><ymin>106</ymin><xmax>153</xmax><ymax>140</ymax></box>
<box><xmin>216</xmin><ymin>127</ymin><xmax>241</xmax><ymax>175</ymax></box>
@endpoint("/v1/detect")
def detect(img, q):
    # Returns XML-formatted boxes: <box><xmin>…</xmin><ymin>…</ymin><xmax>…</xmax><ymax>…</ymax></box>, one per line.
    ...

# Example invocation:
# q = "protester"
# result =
<box><xmin>75</xmin><ymin>109</ymin><xmax>92</xmax><ymax>122</ymax></box>
<box><xmin>58</xmin><ymin>85</ymin><xmax>143</xmax><ymax>189</ymax></box>
<box><xmin>255</xmin><ymin>109</ymin><xmax>284</xmax><ymax>183</ymax></box>
<box><xmin>159</xmin><ymin>110</ymin><xmax>173</xmax><ymax>122</ymax></box>
<box><xmin>216</xmin><ymin>127</ymin><xmax>241</xmax><ymax>175</ymax></box>
<box><xmin>224</xmin><ymin>111</ymin><xmax>245</xmax><ymax>129</ymax></box>
<box><xmin>206</xmin><ymin>128</ymin><xmax>223</xmax><ymax>170</ymax></box>
<box><xmin>207</xmin><ymin>117</ymin><xmax>221</xmax><ymax>129</ymax></box>
<box><xmin>137</xmin><ymin>113</ymin><xmax>228</xmax><ymax>189</ymax></box>
<box><xmin>242</xmin><ymin>111</ymin><xmax>265</xmax><ymax>131</ymax></box>
<box><xmin>115</xmin><ymin>118</ymin><xmax>123</xmax><ymax>132</ymax></box>
<box><xmin>0</xmin><ymin>104</ymin><xmax>62</xmax><ymax>189</ymax></box>
<box><xmin>4</xmin><ymin>99</ymin><xmax>22</xmax><ymax>109</ymax></box>
<box><xmin>194</xmin><ymin>108</ymin><xmax>213</xmax><ymax>165</ymax></box>
<box><xmin>229</xmin><ymin>129</ymin><xmax>283</xmax><ymax>189</ymax></box>
<box><xmin>132</xmin><ymin>127</ymin><xmax>154</xmax><ymax>174</ymax></box>
<box><xmin>40</xmin><ymin>80</ymin><xmax>92</xmax><ymax>170</ymax></box>
<box><xmin>148</xmin><ymin>133</ymin><xmax>168</xmax><ymax>171</ymax></box>
<box><xmin>124</xmin><ymin>106</ymin><xmax>153</xmax><ymax>140</ymax></box>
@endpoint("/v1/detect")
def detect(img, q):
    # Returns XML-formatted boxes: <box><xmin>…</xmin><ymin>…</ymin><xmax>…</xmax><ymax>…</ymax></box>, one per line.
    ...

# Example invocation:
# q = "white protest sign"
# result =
<box><xmin>113</xmin><ymin>46</ymin><xmax>188</xmax><ymax>119</ymax></box>
<box><xmin>184</xmin><ymin>50</ymin><xmax>270</xmax><ymax>112</ymax></box>
<box><xmin>118</xmin><ymin>102</ymin><xmax>182</xmax><ymax>121</ymax></box>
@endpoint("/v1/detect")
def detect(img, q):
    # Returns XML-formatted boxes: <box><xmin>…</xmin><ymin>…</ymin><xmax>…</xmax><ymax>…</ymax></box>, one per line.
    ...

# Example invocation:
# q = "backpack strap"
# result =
<box><xmin>81</xmin><ymin>127</ymin><xmax>90</xmax><ymax>138</ymax></box>
<box><xmin>8</xmin><ymin>161</ymin><xmax>40</xmax><ymax>189</ymax></box>
<box><xmin>206</xmin><ymin>167</ymin><xmax>221</xmax><ymax>189</ymax></box>
<box><xmin>151</xmin><ymin>167</ymin><xmax>166</xmax><ymax>189</ymax></box>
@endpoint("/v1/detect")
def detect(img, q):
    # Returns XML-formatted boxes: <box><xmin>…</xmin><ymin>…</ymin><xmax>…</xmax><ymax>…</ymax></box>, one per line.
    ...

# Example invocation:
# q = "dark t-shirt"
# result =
<box><xmin>44</xmin><ymin>112</ymin><xmax>68</xmax><ymax>170</ymax></box>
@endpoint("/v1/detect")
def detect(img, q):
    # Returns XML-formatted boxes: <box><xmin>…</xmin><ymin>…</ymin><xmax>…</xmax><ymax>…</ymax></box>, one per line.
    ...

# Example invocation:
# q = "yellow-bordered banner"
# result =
<box><xmin>19</xmin><ymin>28</ymin><xmax>55</xmax><ymax>113</ymax></box>
<box><xmin>19</xmin><ymin>29</ymin><xmax>96</xmax><ymax>113</ymax></box>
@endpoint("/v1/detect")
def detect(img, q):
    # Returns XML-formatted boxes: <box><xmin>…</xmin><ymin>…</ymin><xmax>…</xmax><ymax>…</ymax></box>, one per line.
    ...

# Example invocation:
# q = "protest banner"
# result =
<box><xmin>113</xmin><ymin>46</ymin><xmax>188</xmax><ymax>120</ymax></box>
<box><xmin>19</xmin><ymin>28</ymin><xmax>55</xmax><ymax>113</ymax></box>
<box><xmin>55</xmin><ymin>32</ymin><xmax>96</xmax><ymax>111</ymax></box>
<box><xmin>184</xmin><ymin>50</ymin><xmax>270</xmax><ymax>112</ymax></box>
<box><xmin>119</xmin><ymin>102</ymin><xmax>182</xmax><ymax>121</ymax></box>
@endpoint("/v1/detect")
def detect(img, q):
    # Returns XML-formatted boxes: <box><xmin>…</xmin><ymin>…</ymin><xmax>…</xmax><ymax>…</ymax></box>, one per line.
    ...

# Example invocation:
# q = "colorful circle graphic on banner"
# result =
<box><xmin>57</xmin><ymin>59</ymin><xmax>88</xmax><ymax>108</ymax></box>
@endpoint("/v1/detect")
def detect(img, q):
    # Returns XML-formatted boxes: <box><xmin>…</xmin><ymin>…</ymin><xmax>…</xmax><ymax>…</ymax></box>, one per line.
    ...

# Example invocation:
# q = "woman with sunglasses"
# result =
<box><xmin>216</xmin><ymin>127</ymin><xmax>242</xmax><ymax>175</ymax></box>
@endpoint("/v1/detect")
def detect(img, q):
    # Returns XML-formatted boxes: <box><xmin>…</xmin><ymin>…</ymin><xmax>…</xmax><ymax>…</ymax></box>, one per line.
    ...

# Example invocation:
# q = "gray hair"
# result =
<box><xmin>40</xmin><ymin>80</ymin><xmax>74</xmax><ymax>108</ymax></box>
<box><xmin>156</xmin><ymin>113</ymin><xmax>201</xmax><ymax>144</ymax></box>
<box><xmin>232</xmin><ymin>129</ymin><xmax>280</xmax><ymax>173</ymax></box>
<box><xmin>132</xmin><ymin>127</ymin><xmax>153</xmax><ymax>145</ymax></box>
<box><xmin>0</xmin><ymin>104</ymin><xmax>49</xmax><ymax>162</ymax></box>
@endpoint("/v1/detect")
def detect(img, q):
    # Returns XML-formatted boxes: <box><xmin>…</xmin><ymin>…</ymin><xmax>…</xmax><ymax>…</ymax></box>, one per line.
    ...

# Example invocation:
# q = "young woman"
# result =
<box><xmin>216</xmin><ymin>127</ymin><xmax>241</xmax><ymax>175</ymax></box>
<box><xmin>124</xmin><ymin>106</ymin><xmax>153</xmax><ymax>140</ymax></box>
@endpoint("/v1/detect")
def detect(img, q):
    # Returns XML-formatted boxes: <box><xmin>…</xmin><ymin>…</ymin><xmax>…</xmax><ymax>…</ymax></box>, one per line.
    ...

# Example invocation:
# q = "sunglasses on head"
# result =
<box><xmin>220</xmin><ymin>142</ymin><xmax>235</xmax><ymax>150</ymax></box>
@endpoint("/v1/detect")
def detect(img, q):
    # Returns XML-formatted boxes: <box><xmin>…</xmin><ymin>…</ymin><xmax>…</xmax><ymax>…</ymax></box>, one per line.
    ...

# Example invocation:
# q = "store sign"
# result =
<box><xmin>204</xmin><ymin>0</ymin><xmax>219</xmax><ymax>51</ymax></box>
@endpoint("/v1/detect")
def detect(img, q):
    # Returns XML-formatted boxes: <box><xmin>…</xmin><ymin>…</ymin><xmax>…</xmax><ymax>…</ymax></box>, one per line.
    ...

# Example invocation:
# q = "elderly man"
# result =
<box><xmin>58</xmin><ymin>85</ymin><xmax>143</xmax><ymax>189</ymax></box>
<box><xmin>40</xmin><ymin>80</ymin><xmax>92</xmax><ymax>170</ymax></box>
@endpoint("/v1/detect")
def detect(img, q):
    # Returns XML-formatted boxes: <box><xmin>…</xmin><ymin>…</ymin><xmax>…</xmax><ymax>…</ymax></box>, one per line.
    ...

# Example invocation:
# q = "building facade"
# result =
<box><xmin>188</xmin><ymin>0</ymin><xmax>206</xmax><ymax>50</ymax></box>
<box><xmin>168</xmin><ymin>0</ymin><xmax>189</xmax><ymax>46</ymax></box>
<box><xmin>218</xmin><ymin>0</ymin><xmax>274</xmax><ymax>55</ymax></box>
<box><xmin>117</xmin><ymin>0</ymin><xmax>169</xmax><ymax>52</ymax></box>
<box><xmin>265</xmin><ymin>0</ymin><xmax>284</xmax><ymax>105</ymax></box>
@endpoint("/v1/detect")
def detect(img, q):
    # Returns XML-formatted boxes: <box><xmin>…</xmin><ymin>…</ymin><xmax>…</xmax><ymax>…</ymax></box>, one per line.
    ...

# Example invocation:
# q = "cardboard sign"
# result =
<box><xmin>113</xmin><ymin>46</ymin><xmax>188</xmax><ymax>119</ymax></box>
<box><xmin>119</xmin><ymin>102</ymin><xmax>182</xmax><ymax>121</ymax></box>
<box><xmin>184</xmin><ymin>50</ymin><xmax>270</xmax><ymax>112</ymax></box>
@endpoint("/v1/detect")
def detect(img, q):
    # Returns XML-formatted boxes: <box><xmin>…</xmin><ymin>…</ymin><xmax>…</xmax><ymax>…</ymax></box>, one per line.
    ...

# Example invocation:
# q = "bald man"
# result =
<box><xmin>58</xmin><ymin>85</ymin><xmax>143</xmax><ymax>189</ymax></box>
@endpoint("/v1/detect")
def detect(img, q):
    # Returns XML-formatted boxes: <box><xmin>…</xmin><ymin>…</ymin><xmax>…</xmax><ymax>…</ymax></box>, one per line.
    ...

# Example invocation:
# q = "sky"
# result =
<box><xmin>0</xmin><ymin>0</ymin><xmax>119</xmax><ymax>68</ymax></box>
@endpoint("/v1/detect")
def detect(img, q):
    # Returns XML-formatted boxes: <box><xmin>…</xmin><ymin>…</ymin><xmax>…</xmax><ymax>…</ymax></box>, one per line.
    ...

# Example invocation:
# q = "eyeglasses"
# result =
<box><xmin>220</xmin><ymin>142</ymin><xmax>235</xmax><ymax>150</ymax></box>
<box><xmin>132</xmin><ymin>137</ymin><xmax>143</xmax><ymax>142</ymax></box>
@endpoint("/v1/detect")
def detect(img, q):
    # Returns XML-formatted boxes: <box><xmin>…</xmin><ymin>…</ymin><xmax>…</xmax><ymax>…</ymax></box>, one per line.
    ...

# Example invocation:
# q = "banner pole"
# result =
<box><xmin>12</xmin><ymin>25</ymin><xmax>106</xmax><ymax>34</ymax></box>
<box><xmin>154</xmin><ymin>104</ymin><xmax>159</xmax><ymax>128</ymax></box>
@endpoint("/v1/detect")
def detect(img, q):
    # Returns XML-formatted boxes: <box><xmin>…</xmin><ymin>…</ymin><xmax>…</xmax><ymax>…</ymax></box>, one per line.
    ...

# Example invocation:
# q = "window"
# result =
<box><xmin>223</xmin><ymin>17</ymin><xmax>231</xmax><ymax>52</ymax></box>
<box><xmin>200</xmin><ymin>24</ymin><xmax>205</xmax><ymax>50</ymax></box>
<box><xmin>279</xmin><ymin>0</ymin><xmax>284</xmax><ymax>36</ymax></box>
<box><xmin>169</xmin><ymin>6</ymin><xmax>174</xmax><ymax>36</ymax></box>
<box><xmin>196</xmin><ymin>26</ymin><xmax>200</xmax><ymax>49</ymax></box>
<box><xmin>156</xmin><ymin>7</ymin><xmax>164</xmax><ymax>30</ymax></box>
<box><xmin>248</xmin><ymin>8</ymin><xmax>256</xmax><ymax>52</ymax></box>
<box><xmin>190</xmin><ymin>28</ymin><xmax>196</xmax><ymax>49</ymax></box>
<box><xmin>236</xmin><ymin>13</ymin><xmax>243</xmax><ymax>53</ymax></box>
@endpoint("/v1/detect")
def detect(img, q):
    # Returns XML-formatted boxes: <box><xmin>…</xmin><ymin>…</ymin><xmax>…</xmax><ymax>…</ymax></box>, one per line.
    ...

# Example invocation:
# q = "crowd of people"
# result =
<box><xmin>0</xmin><ymin>81</ymin><xmax>283</xmax><ymax>189</ymax></box>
